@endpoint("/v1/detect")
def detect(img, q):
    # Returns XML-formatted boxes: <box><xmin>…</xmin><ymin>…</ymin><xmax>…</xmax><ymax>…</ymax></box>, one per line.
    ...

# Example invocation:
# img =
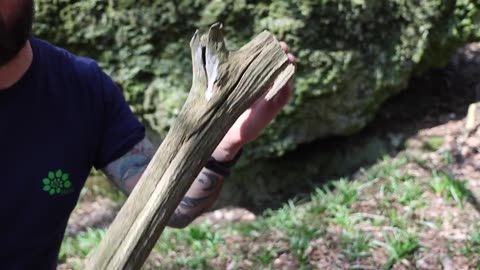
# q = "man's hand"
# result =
<box><xmin>103</xmin><ymin>42</ymin><xmax>296</xmax><ymax>228</ymax></box>
<box><xmin>212</xmin><ymin>41</ymin><xmax>296</xmax><ymax>161</ymax></box>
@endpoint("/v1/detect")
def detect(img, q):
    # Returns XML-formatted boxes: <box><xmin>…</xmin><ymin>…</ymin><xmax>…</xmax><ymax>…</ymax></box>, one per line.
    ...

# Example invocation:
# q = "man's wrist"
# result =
<box><xmin>206</xmin><ymin>148</ymin><xmax>243</xmax><ymax>177</ymax></box>
<box><xmin>212</xmin><ymin>142</ymin><xmax>244</xmax><ymax>162</ymax></box>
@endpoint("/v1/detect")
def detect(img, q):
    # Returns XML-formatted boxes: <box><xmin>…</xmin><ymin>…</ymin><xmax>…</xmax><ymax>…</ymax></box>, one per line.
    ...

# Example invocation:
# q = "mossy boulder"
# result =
<box><xmin>35</xmin><ymin>0</ymin><xmax>480</xmax><ymax>208</ymax></box>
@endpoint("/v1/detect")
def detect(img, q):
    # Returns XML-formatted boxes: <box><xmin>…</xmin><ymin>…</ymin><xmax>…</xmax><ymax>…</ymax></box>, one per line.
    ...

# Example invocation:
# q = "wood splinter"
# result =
<box><xmin>85</xmin><ymin>23</ymin><xmax>295</xmax><ymax>270</ymax></box>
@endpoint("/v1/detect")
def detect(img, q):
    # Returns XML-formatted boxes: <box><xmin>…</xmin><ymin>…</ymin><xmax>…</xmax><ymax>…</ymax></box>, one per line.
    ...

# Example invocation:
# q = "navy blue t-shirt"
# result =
<box><xmin>0</xmin><ymin>38</ymin><xmax>145</xmax><ymax>269</ymax></box>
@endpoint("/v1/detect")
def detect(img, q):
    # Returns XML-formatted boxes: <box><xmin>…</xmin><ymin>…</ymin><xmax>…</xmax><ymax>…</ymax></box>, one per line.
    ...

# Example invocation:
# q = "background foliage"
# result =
<box><xmin>34</xmin><ymin>0</ymin><xmax>480</xmax><ymax>159</ymax></box>
<box><xmin>35</xmin><ymin>1</ymin><xmax>480</xmax><ymax>208</ymax></box>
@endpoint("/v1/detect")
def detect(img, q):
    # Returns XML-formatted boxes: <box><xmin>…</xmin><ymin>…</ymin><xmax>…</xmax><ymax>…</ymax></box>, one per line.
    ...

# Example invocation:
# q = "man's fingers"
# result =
<box><xmin>287</xmin><ymin>53</ymin><xmax>296</xmax><ymax>65</ymax></box>
<box><xmin>279</xmin><ymin>42</ymin><xmax>295</xmax><ymax>66</ymax></box>
<box><xmin>279</xmin><ymin>41</ymin><xmax>289</xmax><ymax>54</ymax></box>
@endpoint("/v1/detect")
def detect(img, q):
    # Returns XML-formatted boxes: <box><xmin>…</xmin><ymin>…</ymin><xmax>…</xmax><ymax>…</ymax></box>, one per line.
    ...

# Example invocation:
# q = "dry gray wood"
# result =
<box><xmin>466</xmin><ymin>102</ymin><xmax>480</xmax><ymax>132</ymax></box>
<box><xmin>84</xmin><ymin>23</ymin><xmax>295</xmax><ymax>270</ymax></box>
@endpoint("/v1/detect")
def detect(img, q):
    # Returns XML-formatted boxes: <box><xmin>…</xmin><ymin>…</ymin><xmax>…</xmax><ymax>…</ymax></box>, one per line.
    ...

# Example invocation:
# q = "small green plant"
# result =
<box><xmin>329</xmin><ymin>205</ymin><xmax>359</xmax><ymax>230</ymax></box>
<box><xmin>59</xmin><ymin>228</ymin><xmax>106</xmax><ymax>261</ymax></box>
<box><xmin>264</xmin><ymin>200</ymin><xmax>301</xmax><ymax>229</ymax></box>
<box><xmin>288</xmin><ymin>226</ymin><xmax>318</xmax><ymax>264</ymax></box>
<box><xmin>173</xmin><ymin>255</ymin><xmax>211</xmax><ymax>269</ymax></box>
<box><xmin>373</xmin><ymin>230</ymin><xmax>419</xmax><ymax>269</ymax></box>
<box><xmin>423</xmin><ymin>136</ymin><xmax>444</xmax><ymax>151</ymax></box>
<box><xmin>154</xmin><ymin>223</ymin><xmax>225</xmax><ymax>268</ymax></box>
<box><xmin>252</xmin><ymin>247</ymin><xmax>278</xmax><ymax>265</ymax></box>
<box><xmin>177</xmin><ymin>223</ymin><xmax>222</xmax><ymax>252</ymax></box>
<box><xmin>310</xmin><ymin>188</ymin><xmax>329</xmax><ymax>214</ymax></box>
<box><xmin>264</xmin><ymin>200</ymin><xmax>322</xmax><ymax>265</ymax></box>
<box><xmin>442</xmin><ymin>151</ymin><xmax>454</xmax><ymax>165</ymax></box>
<box><xmin>398</xmin><ymin>180</ymin><xmax>423</xmax><ymax>206</ymax></box>
<box><xmin>463</xmin><ymin>225</ymin><xmax>480</xmax><ymax>267</ymax></box>
<box><xmin>430</xmin><ymin>171</ymin><xmax>470</xmax><ymax>205</ymax></box>
<box><xmin>376</xmin><ymin>156</ymin><xmax>406</xmax><ymax>179</ymax></box>
<box><xmin>340</xmin><ymin>231</ymin><xmax>372</xmax><ymax>262</ymax></box>
<box><xmin>386</xmin><ymin>210</ymin><xmax>409</xmax><ymax>229</ymax></box>
<box><xmin>233</xmin><ymin>221</ymin><xmax>265</xmax><ymax>238</ymax></box>
<box><xmin>332</xmin><ymin>178</ymin><xmax>360</xmax><ymax>205</ymax></box>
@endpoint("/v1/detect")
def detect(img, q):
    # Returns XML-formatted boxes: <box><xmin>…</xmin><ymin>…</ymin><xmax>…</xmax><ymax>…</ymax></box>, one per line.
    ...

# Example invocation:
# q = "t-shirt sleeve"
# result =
<box><xmin>92</xmin><ymin>65</ymin><xmax>146</xmax><ymax>169</ymax></box>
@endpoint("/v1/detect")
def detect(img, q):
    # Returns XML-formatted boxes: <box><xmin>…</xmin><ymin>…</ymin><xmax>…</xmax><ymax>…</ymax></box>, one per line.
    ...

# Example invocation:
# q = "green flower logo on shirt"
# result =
<box><xmin>42</xmin><ymin>169</ymin><xmax>73</xmax><ymax>196</ymax></box>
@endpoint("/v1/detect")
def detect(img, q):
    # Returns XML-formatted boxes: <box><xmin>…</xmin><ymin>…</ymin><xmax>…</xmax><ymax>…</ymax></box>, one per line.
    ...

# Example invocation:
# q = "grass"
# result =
<box><xmin>251</xmin><ymin>247</ymin><xmax>278</xmax><ymax>265</ymax></box>
<box><xmin>463</xmin><ymin>224</ymin><xmax>480</xmax><ymax>267</ymax></box>
<box><xmin>79</xmin><ymin>175</ymin><xmax>126</xmax><ymax>205</ymax></box>
<box><xmin>373</xmin><ymin>229</ymin><xmax>420</xmax><ymax>269</ymax></box>
<box><xmin>59</xmin><ymin>228</ymin><xmax>105</xmax><ymax>269</ymax></box>
<box><xmin>59</xmin><ymin>152</ymin><xmax>480</xmax><ymax>269</ymax></box>
<box><xmin>430</xmin><ymin>170</ymin><xmax>471</xmax><ymax>206</ymax></box>
<box><xmin>340</xmin><ymin>231</ymin><xmax>372</xmax><ymax>262</ymax></box>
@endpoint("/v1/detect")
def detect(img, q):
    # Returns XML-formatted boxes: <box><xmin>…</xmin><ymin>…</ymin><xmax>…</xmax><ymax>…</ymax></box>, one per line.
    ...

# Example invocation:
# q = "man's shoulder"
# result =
<box><xmin>31</xmin><ymin>37</ymin><xmax>103</xmax><ymax>82</ymax></box>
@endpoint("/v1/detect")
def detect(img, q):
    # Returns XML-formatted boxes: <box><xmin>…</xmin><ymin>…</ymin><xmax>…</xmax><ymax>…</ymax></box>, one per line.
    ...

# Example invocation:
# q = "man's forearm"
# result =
<box><xmin>102</xmin><ymin>138</ymin><xmax>226</xmax><ymax>228</ymax></box>
<box><xmin>167</xmin><ymin>168</ymin><xmax>224</xmax><ymax>228</ymax></box>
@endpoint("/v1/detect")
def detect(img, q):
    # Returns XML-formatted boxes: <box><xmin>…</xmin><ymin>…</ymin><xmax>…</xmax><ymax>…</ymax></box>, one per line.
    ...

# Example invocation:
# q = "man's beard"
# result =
<box><xmin>0</xmin><ymin>0</ymin><xmax>34</xmax><ymax>66</ymax></box>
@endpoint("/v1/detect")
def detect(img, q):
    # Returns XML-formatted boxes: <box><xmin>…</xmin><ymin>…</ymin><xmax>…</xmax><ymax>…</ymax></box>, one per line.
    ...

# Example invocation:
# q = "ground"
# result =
<box><xmin>57</xmin><ymin>43</ymin><xmax>480</xmax><ymax>270</ymax></box>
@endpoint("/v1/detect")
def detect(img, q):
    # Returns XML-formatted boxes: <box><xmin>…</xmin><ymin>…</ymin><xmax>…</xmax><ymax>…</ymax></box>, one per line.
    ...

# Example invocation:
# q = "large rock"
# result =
<box><xmin>35</xmin><ymin>0</ymin><xmax>480</xmax><ymax>208</ymax></box>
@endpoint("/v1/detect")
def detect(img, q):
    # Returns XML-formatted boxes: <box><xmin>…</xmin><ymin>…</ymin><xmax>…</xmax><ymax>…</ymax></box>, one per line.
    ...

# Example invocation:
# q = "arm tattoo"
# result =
<box><xmin>168</xmin><ymin>205</ymin><xmax>210</xmax><ymax>229</ymax></box>
<box><xmin>102</xmin><ymin>138</ymin><xmax>226</xmax><ymax>228</ymax></box>
<box><xmin>167</xmin><ymin>169</ymin><xmax>224</xmax><ymax>228</ymax></box>
<box><xmin>198</xmin><ymin>170</ymin><xmax>221</xmax><ymax>192</ymax></box>
<box><xmin>180</xmin><ymin>194</ymin><xmax>215</xmax><ymax>208</ymax></box>
<box><xmin>101</xmin><ymin>138</ymin><xmax>155</xmax><ymax>194</ymax></box>
<box><xmin>168</xmin><ymin>209</ymin><xmax>193</xmax><ymax>229</ymax></box>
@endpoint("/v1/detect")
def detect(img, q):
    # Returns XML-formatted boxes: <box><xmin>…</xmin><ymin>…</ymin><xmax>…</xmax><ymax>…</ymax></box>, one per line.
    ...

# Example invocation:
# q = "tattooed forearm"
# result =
<box><xmin>102</xmin><ymin>138</ymin><xmax>155</xmax><ymax>194</ymax></box>
<box><xmin>198</xmin><ymin>170</ymin><xmax>221</xmax><ymax>192</ymax></box>
<box><xmin>102</xmin><ymin>138</ymin><xmax>226</xmax><ymax>228</ymax></box>
<box><xmin>168</xmin><ymin>209</ymin><xmax>194</xmax><ymax>229</ymax></box>
<box><xmin>167</xmin><ymin>168</ymin><xmax>224</xmax><ymax>228</ymax></box>
<box><xmin>180</xmin><ymin>194</ymin><xmax>215</xmax><ymax>208</ymax></box>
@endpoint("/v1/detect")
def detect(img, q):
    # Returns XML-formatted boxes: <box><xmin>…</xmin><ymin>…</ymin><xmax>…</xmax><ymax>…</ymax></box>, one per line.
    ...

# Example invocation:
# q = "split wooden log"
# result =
<box><xmin>466</xmin><ymin>102</ymin><xmax>480</xmax><ymax>132</ymax></box>
<box><xmin>84</xmin><ymin>23</ymin><xmax>295</xmax><ymax>270</ymax></box>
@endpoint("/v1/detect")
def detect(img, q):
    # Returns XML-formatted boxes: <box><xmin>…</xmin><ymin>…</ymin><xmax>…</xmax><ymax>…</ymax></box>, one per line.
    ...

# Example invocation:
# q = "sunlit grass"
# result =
<box><xmin>372</xmin><ymin>229</ymin><xmax>420</xmax><ymax>269</ymax></box>
<box><xmin>430</xmin><ymin>170</ymin><xmax>471</xmax><ymax>206</ymax></box>
<box><xmin>60</xmin><ymin>153</ymin><xmax>479</xmax><ymax>269</ymax></box>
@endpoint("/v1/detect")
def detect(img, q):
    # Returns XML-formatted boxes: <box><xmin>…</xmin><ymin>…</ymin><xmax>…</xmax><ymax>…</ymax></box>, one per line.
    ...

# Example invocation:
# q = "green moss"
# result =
<box><xmin>423</xmin><ymin>136</ymin><xmax>445</xmax><ymax>152</ymax></box>
<box><xmin>35</xmin><ymin>0</ymin><xmax>480</xmax><ymax>159</ymax></box>
<box><xmin>35</xmin><ymin>1</ymin><xmax>480</xmax><ymax>201</ymax></box>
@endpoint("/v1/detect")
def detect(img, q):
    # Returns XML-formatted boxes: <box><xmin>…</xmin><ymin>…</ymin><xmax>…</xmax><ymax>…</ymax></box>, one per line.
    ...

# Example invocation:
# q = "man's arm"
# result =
<box><xmin>102</xmin><ymin>138</ymin><xmax>225</xmax><ymax>228</ymax></box>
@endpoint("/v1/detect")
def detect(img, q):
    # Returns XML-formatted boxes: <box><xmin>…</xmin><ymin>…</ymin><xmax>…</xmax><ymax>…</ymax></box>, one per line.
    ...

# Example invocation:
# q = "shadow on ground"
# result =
<box><xmin>228</xmin><ymin>43</ymin><xmax>480</xmax><ymax>213</ymax></box>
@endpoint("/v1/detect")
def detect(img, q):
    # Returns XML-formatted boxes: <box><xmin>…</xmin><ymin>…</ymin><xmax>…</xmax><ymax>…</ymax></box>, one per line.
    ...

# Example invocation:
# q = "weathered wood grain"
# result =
<box><xmin>85</xmin><ymin>23</ymin><xmax>295</xmax><ymax>270</ymax></box>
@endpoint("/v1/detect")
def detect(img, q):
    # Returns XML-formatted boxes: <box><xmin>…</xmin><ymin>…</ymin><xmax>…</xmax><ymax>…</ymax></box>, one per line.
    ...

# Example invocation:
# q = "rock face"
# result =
<box><xmin>35</xmin><ymin>0</ymin><xmax>480</xmax><ymax>208</ymax></box>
